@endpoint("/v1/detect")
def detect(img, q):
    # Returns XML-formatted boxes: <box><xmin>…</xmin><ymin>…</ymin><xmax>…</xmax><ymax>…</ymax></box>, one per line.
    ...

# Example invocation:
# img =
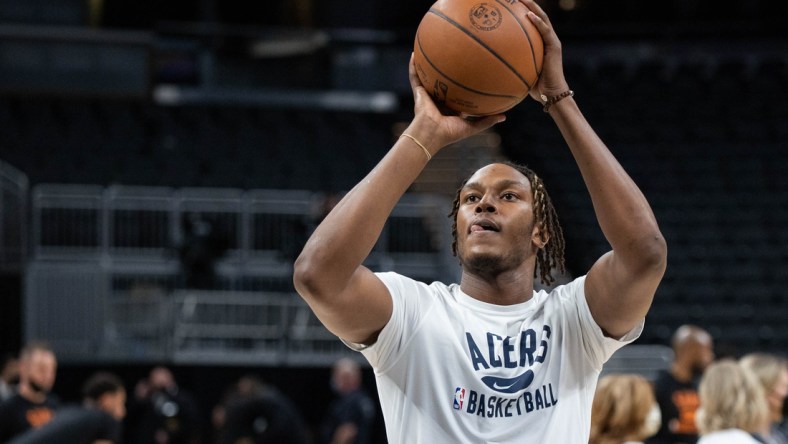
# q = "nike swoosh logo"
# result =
<box><xmin>481</xmin><ymin>370</ymin><xmax>535</xmax><ymax>394</ymax></box>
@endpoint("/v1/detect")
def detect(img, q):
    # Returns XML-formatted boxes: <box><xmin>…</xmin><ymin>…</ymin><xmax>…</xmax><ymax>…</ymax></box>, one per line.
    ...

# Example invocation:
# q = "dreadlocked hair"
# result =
<box><xmin>448</xmin><ymin>161</ymin><xmax>566</xmax><ymax>286</ymax></box>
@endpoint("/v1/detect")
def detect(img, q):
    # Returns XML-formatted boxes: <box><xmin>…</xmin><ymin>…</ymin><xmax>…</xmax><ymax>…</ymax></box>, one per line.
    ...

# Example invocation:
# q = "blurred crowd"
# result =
<box><xmin>2</xmin><ymin>326</ymin><xmax>786</xmax><ymax>444</ymax></box>
<box><xmin>590</xmin><ymin>324</ymin><xmax>788</xmax><ymax>444</ymax></box>
<box><xmin>0</xmin><ymin>343</ymin><xmax>374</xmax><ymax>444</ymax></box>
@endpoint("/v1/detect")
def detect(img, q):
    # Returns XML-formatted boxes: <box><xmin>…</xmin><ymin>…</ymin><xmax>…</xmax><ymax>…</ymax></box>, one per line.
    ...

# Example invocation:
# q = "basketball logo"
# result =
<box><xmin>469</xmin><ymin>4</ymin><xmax>502</xmax><ymax>31</ymax></box>
<box><xmin>453</xmin><ymin>387</ymin><xmax>466</xmax><ymax>410</ymax></box>
<box><xmin>432</xmin><ymin>79</ymin><xmax>449</xmax><ymax>103</ymax></box>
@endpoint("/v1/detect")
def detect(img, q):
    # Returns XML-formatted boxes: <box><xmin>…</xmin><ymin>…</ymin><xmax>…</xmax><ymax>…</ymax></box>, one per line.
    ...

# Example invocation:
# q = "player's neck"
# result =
<box><xmin>459</xmin><ymin>268</ymin><xmax>535</xmax><ymax>305</ymax></box>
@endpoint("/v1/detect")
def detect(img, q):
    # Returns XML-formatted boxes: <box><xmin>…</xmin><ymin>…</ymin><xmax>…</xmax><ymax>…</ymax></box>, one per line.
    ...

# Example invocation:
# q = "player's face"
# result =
<box><xmin>455</xmin><ymin>164</ymin><xmax>542</xmax><ymax>275</ymax></box>
<box><xmin>22</xmin><ymin>350</ymin><xmax>57</xmax><ymax>393</ymax></box>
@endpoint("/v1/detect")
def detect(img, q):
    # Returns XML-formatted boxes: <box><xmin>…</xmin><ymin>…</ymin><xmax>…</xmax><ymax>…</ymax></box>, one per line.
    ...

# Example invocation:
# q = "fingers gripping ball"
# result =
<box><xmin>413</xmin><ymin>0</ymin><xmax>544</xmax><ymax>116</ymax></box>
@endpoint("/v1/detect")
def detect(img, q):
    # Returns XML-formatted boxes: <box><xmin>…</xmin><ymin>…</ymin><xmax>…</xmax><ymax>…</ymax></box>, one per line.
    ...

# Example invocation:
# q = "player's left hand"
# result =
<box><xmin>520</xmin><ymin>0</ymin><xmax>570</xmax><ymax>103</ymax></box>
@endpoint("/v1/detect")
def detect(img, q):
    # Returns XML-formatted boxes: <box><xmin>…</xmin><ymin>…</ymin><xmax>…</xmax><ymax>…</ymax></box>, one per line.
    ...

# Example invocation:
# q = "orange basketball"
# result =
<box><xmin>413</xmin><ymin>0</ymin><xmax>544</xmax><ymax>116</ymax></box>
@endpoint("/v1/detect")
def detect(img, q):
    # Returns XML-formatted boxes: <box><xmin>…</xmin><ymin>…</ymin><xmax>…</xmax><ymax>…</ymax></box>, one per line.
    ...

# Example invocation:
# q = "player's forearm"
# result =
<box><xmin>293</xmin><ymin>128</ymin><xmax>432</xmax><ymax>298</ymax></box>
<box><xmin>548</xmin><ymin>98</ymin><xmax>666</xmax><ymax>267</ymax></box>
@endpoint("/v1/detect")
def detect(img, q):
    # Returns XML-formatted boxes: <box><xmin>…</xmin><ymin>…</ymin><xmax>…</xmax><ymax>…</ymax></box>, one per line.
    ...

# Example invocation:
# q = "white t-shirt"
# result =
<box><xmin>697</xmin><ymin>429</ymin><xmax>763</xmax><ymax>444</ymax></box>
<box><xmin>349</xmin><ymin>272</ymin><xmax>643</xmax><ymax>443</ymax></box>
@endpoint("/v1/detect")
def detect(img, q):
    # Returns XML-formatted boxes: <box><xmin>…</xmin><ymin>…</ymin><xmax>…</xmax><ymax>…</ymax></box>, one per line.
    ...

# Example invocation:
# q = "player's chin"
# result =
<box><xmin>460</xmin><ymin>245</ymin><xmax>502</xmax><ymax>261</ymax></box>
<box><xmin>462</xmin><ymin>252</ymin><xmax>508</xmax><ymax>274</ymax></box>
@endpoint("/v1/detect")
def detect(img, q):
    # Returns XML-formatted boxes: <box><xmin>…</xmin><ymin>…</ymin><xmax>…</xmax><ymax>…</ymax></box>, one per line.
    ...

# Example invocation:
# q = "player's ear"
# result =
<box><xmin>531</xmin><ymin>224</ymin><xmax>550</xmax><ymax>249</ymax></box>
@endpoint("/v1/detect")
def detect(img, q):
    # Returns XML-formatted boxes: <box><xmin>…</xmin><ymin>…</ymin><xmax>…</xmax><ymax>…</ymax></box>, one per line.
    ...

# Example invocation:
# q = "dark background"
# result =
<box><xmin>1</xmin><ymin>0</ymin><xmax>786</xmax><ymax>442</ymax></box>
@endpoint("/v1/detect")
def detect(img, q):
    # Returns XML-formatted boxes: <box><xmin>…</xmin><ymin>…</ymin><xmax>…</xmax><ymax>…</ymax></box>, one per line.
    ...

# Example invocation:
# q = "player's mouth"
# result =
<box><xmin>469</xmin><ymin>219</ymin><xmax>500</xmax><ymax>234</ymax></box>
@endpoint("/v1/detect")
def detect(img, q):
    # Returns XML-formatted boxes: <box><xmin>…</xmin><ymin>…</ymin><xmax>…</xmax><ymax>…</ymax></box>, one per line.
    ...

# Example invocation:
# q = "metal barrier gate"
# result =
<box><xmin>25</xmin><ymin>184</ymin><xmax>454</xmax><ymax>365</ymax></box>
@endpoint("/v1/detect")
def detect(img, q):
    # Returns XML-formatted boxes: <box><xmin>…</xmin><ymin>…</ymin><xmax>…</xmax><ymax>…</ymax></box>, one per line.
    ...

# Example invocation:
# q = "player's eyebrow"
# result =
<box><xmin>462</xmin><ymin>179</ymin><xmax>529</xmax><ymax>193</ymax></box>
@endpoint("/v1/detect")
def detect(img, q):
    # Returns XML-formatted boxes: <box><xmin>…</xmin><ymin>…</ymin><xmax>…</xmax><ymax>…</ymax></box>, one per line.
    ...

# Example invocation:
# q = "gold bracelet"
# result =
<box><xmin>400</xmin><ymin>133</ymin><xmax>432</xmax><ymax>161</ymax></box>
<box><xmin>542</xmin><ymin>90</ymin><xmax>574</xmax><ymax>113</ymax></box>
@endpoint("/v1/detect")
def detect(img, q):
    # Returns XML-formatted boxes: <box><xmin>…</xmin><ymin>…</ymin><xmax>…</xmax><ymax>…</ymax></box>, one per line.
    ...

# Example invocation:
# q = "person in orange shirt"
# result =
<box><xmin>0</xmin><ymin>341</ymin><xmax>60</xmax><ymax>442</ymax></box>
<box><xmin>647</xmin><ymin>325</ymin><xmax>715</xmax><ymax>444</ymax></box>
<box><xmin>8</xmin><ymin>371</ymin><xmax>127</xmax><ymax>444</ymax></box>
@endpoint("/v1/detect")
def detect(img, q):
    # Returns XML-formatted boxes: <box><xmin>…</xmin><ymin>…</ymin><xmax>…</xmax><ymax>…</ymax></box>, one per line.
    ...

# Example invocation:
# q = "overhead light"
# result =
<box><xmin>249</xmin><ymin>31</ymin><xmax>329</xmax><ymax>58</ymax></box>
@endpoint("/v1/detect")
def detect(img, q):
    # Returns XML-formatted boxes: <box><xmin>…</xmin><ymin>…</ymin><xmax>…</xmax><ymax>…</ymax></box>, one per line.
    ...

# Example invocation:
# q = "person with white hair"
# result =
<box><xmin>739</xmin><ymin>352</ymin><xmax>788</xmax><ymax>444</ymax></box>
<box><xmin>695</xmin><ymin>359</ymin><xmax>769</xmax><ymax>444</ymax></box>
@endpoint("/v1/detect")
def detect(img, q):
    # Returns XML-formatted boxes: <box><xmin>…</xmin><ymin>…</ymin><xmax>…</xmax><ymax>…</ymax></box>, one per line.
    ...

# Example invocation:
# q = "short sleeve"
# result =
<box><xmin>348</xmin><ymin>272</ymin><xmax>435</xmax><ymax>372</ymax></box>
<box><xmin>564</xmin><ymin>276</ymin><xmax>644</xmax><ymax>369</ymax></box>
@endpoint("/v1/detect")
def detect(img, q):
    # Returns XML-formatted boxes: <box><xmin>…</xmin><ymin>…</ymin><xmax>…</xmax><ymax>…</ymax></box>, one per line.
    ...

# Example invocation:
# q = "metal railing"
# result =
<box><xmin>25</xmin><ymin>184</ymin><xmax>454</xmax><ymax>365</ymax></box>
<box><xmin>600</xmin><ymin>344</ymin><xmax>673</xmax><ymax>382</ymax></box>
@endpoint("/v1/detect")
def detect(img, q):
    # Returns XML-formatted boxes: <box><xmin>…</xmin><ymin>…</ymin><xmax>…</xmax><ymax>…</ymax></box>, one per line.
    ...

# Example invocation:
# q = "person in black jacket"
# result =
<box><xmin>320</xmin><ymin>358</ymin><xmax>375</xmax><ymax>444</ymax></box>
<box><xmin>214</xmin><ymin>374</ymin><xmax>311</xmax><ymax>444</ymax></box>
<box><xmin>125</xmin><ymin>366</ymin><xmax>203</xmax><ymax>444</ymax></box>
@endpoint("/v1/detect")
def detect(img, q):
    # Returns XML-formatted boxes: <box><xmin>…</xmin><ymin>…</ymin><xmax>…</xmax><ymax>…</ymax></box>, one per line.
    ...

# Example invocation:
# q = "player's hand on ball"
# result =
<box><xmin>408</xmin><ymin>54</ymin><xmax>505</xmax><ymax>152</ymax></box>
<box><xmin>521</xmin><ymin>0</ymin><xmax>570</xmax><ymax>103</ymax></box>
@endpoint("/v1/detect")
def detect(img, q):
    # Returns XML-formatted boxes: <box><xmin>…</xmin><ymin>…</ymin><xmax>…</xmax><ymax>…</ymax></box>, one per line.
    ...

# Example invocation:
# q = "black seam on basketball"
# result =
<box><xmin>416</xmin><ymin>28</ymin><xmax>520</xmax><ymax>100</ymax></box>
<box><xmin>492</xmin><ymin>0</ymin><xmax>541</xmax><ymax>81</ymax></box>
<box><xmin>427</xmin><ymin>8</ymin><xmax>531</xmax><ymax>90</ymax></box>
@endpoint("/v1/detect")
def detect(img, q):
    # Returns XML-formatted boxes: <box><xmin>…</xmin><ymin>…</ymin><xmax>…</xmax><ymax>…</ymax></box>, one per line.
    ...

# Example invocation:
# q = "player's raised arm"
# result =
<box><xmin>523</xmin><ymin>0</ymin><xmax>667</xmax><ymax>338</ymax></box>
<box><xmin>292</xmin><ymin>56</ymin><xmax>504</xmax><ymax>345</ymax></box>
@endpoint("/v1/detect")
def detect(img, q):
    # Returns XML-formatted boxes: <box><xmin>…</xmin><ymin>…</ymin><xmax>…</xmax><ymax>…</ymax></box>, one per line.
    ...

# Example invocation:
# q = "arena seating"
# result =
<box><xmin>3</xmin><ymin>51</ymin><xmax>787</xmax><ymax>362</ymax></box>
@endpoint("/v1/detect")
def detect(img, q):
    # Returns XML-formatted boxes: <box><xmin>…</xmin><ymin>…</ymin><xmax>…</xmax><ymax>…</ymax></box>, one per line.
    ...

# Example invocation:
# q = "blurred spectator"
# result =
<box><xmin>319</xmin><ymin>358</ymin><xmax>375</xmax><ymax>444</ymax></box>
<box><xmin>125</xmin><ymin>366</ymin><xmax>202</xmax><ymax>444</ymax></box>
<box><xmin>739</xmin><ymin>353</ymin><xmax>788</xmax><ymax>444</ymax></box>
<box><xmin>8</xmin><ymin>371</ymin><xmax>126</xmax><ymax>444</ymax></box>
<box><xmin>178</xmin><ymin>212</ymin><xmax>228</xmax><ymax>289</ymax></box>
<box><xmin>647</xmin><ymin>325</ymin><xmax>715</xmax><ymax>444</ymax></box>
<box><xmin>590</xmin><ymin>373</ymin><xmax>661</xmax><ymax>444</ymax></box>
<box><xmin>1</xmin><ymin>353</ymin><xmax>19</xmax><ymax>402</ymax></box>
<box><xmin>696</xmin><ymin>359</ymin><xmax>769</xmax><ymax>444</ymax></box>
<box><xmin>213</xmin><ymin>374</ymin><xmax>311</xmax><ymax>444</ymax></box>
<box><xmin>0</xmin><ymin>341</ymin><xmax>59</xmax><ymax>442</ymax></box>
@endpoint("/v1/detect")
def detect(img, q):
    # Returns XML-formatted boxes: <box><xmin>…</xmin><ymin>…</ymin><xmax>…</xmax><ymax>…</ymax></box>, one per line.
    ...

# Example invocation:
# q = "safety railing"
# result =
<box><xmin>25</xmin><ymin>183</ymin><xmax>454</xmax><ymax>364</ymax></box>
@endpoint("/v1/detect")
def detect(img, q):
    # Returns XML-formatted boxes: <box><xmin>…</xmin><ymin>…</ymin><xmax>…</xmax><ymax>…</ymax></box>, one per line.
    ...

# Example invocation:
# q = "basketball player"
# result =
<box><xmin>293</xmin><ymin>0</ymin><xmax>667</xmax><ymax>441</ymax></box>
